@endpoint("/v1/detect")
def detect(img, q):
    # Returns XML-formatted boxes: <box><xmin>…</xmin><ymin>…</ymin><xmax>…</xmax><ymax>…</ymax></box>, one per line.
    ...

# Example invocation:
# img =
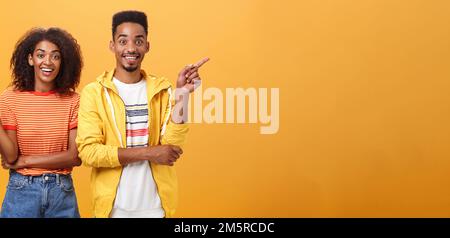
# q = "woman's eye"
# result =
<box><xmin>53</xmin><ymin>55</ymin><xmax>61</xmax><ymax>60</ymax></box>
<box><xmin>37</xmin><ymin>54</ymin><xmax>44</xmax><ymax>59</ymax></box>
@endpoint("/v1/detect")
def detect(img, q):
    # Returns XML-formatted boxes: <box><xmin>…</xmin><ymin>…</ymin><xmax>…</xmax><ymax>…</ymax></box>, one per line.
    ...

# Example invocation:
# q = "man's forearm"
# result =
<box><xmin>118</xmin><ymin>145</ymin><xmax>182</xmax><ymax>166</ymax></box>
<box><xmin>118</xmin><ymin>147</ymin><xmax>149</xmax><ymax>166</ymax></box>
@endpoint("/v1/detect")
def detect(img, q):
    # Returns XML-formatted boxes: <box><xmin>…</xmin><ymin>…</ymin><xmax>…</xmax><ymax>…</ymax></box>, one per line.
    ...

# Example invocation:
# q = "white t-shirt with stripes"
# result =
<box><xmin>110</xmin><ymin>77</ymin><xmax>164</xmax><ymax>218</ymax></box>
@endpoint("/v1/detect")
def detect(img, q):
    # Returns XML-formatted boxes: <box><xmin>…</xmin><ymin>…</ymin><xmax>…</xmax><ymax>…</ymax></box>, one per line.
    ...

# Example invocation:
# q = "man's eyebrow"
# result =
<box><xmin>117</xmin><ymin>34</ymin><xmax>128</xmax><ymax>39</ymax></box>
<box><xmin>135</xmin><ymin>35</ymin><xmax>145</xmax><ymax>38</ymax></box>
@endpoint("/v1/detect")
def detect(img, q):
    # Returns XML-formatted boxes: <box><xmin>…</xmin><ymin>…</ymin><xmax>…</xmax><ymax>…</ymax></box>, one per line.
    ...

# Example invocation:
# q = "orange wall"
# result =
<box><xmin>1</xmin><ymin>0</ymin><xmax>450</xmax><ymax>217</ymax></box>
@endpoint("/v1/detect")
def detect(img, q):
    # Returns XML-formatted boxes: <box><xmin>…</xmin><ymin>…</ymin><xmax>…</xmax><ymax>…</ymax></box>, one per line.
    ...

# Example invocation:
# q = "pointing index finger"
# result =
<box><xmin>194</xmin><ymin>57</ymin><xmax>210</xmax><ymax>68</ymax></box>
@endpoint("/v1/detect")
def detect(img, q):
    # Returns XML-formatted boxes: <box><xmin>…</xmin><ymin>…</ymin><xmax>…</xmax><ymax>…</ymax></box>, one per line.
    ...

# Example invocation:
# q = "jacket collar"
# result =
<box><xmin>97</xmin><ymin>69</ymin><xmax>172</xmax><ymax>99</ymax></box>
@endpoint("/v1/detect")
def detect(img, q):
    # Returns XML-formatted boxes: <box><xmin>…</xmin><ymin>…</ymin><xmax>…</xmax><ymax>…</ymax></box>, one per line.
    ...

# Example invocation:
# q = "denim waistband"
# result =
<box><xmin>9</xmin><ymin>170</ymin><xmax>71</xmax><ymax>184</ymax></box>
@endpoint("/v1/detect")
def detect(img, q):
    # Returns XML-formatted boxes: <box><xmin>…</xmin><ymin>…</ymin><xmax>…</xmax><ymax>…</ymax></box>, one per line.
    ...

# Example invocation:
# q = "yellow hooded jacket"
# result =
<box><xmin>76</xmin><ymin>69</ymin><xmax>189</xmax><ymax>218</ymax></box>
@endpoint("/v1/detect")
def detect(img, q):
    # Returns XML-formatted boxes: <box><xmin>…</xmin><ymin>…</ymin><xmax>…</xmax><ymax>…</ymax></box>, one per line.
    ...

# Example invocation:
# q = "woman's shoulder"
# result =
<box><xmin>58</xmin><ymin>91</ymin><xmax>80</xmax><ymax>103</ymax></box>
<box><xmin>0</xmin><ymin>87</ymin><xmax>21</xmax><ymax>99</ymax></box>
<box><xmin>69</xmin><ymin>91</ymin><xmax>80</xmax><ymax>99</ymax></box>
<box><xmin>71</xmin><ymin>92</ymin><xmax>80</xmax><ymax>104</ymax></box>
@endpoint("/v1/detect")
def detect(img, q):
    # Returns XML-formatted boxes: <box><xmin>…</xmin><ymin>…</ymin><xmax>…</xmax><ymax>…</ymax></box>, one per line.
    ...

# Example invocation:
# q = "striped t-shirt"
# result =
<box><xmin>125</xmin><ymin>102</ymin><xmax>149</xmax><ymax>147</ymax></box>
<box><xmin>111</xmin><ymin>77</ymin><xmax>164</xmax><ymax>218</ymax></box>
<box><xmin>0</xmin><ymin>89</ymin><xmax>80</xmax><ymax>176</ymax></box>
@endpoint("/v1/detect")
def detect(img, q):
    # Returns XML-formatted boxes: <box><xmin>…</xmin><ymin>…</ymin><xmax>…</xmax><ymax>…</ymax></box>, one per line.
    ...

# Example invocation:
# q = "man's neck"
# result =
<box><xmin>114</xmin><ymin>67</ymin><xmax>142</xmax><ymax>84</ymax></box>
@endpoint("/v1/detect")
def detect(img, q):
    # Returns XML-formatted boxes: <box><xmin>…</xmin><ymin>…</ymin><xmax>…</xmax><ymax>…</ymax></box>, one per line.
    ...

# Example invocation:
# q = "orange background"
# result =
<box><xmin>1</xmin><ymin>0</ymin><xmax>450</xmax><ymax>217</ymax></box>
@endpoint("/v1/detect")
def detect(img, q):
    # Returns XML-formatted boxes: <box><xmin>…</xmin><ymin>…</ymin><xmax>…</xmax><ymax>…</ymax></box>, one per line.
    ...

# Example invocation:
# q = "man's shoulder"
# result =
<box><xmin>81</xmin><ymin>81</ymin><xmax>102</xmax><ymax>94</ymax></box>
<box><xmin>143</xmin><ymin>70</ymin><xmax>170</xmax><ymax>83</ymax></box>
<box><xmin>146</xmin><ymin>73</ymin><xmax>166</xmax><ymax>80</ymax></box>
<box><xmin>144</xmin><ymin>73</ymin><xmax>174</xmax><ymax>90</ymax></box>
<box><xmin>81</xmin><ymin>70</ymin><xmax>114</xmax><ymax>91</ymax></box>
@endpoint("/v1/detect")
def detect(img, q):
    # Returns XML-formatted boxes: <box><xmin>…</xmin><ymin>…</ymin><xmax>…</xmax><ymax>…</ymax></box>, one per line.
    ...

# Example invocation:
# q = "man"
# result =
<box><xmin>76</xmin><ymin>10</ymin><xmax>208</xmax><ymax>218</ymax></box>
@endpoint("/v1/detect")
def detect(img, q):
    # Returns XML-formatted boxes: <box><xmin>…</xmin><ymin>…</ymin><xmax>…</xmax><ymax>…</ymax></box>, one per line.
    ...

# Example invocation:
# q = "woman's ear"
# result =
<box><xmin>28</xmin><ymin>54</ymin><xmax>33</xmax><ymax>66</ymax></box>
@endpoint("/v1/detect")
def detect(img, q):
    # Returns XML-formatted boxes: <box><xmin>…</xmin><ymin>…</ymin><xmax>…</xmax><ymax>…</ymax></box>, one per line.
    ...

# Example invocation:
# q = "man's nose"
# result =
<box><xmin>126</xmin><ymin>43</ymin><xmax>137</xmax><ymax>53</ymax></box>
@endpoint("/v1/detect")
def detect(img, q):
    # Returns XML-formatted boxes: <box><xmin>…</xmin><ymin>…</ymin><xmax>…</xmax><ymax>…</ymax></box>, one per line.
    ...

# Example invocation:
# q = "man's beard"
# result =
<box><xmin>122</xmin><ymin>65</ymin><xmax>138</xmax><ymax>72</ymax></box>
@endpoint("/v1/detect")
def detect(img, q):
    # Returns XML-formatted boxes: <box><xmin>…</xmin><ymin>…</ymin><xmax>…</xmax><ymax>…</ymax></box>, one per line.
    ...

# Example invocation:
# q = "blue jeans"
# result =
<box><xmin>0</xmin><ymin>170</ymin><xmax>80</xmax><ymax>218</ymax></box>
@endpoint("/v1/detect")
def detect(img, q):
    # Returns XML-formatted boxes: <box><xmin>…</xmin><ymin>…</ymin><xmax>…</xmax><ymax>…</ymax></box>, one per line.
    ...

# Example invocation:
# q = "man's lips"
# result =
<box><xmin>123</xmin><ymin>55</ymin><xmax>140</xmax><ymax>64</ymax></box>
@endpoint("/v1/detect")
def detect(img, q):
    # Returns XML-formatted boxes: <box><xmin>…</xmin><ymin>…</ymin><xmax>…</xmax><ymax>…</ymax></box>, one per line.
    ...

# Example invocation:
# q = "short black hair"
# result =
<box><xmin>112</xmin><ymin>10</ymin><xmax>148</xmax><ymax>39</ymax></box>
<box><xmin>10</xmin><ymin>27</ymin><xmax>83</xmax><ymax>95</ymax></box>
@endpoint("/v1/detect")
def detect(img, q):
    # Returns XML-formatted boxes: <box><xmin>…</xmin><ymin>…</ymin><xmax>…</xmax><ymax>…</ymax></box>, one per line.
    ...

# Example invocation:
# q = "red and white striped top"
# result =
<box><xmin>0</xmin><ymin>89</ymin><xmax>79</xmax><ymax>176</ymax></box>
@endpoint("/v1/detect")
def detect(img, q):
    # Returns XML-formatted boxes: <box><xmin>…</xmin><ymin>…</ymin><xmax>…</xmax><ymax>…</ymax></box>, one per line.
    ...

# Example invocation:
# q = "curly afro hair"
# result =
<box><xmin>10</xmin><ymin>27</ymin><xmax>83</xmax><ymax>95</ymax></box>
<box><xmin>112</xmin><ymin>10</ymin><xmax>148</xmax><ymax>39</ymax></box>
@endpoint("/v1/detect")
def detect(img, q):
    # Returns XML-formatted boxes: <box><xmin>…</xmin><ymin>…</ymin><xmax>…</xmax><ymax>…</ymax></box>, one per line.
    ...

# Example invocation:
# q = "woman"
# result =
<box><xmin>0</xmin><ymin>27</ymin><xmax>83</xmax><ymax>218</ymax></box>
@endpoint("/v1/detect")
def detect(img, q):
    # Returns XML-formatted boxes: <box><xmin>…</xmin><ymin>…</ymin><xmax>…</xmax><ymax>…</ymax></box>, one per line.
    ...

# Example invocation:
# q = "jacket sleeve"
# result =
<box><xmin>159</xmin><ymin>87</ymin><xmax>189</xmax><ymax>147</ymax></box>
<box><xmin>160</xmin><ymin>121</ymin><xmax>189</xmax><ymax>147</ymax></box>
<box><xmin>76</xmin><ymin>85</ymin><xmax>122</xmax><ymax>168</ymax></box>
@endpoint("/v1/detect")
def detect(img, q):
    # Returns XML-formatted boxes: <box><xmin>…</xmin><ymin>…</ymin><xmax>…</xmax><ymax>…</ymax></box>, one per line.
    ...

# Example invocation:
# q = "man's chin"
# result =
<box><xmin>122</xmin><ymin>65</ymin><xmax>139</xmax><ymax>72</ymax></box>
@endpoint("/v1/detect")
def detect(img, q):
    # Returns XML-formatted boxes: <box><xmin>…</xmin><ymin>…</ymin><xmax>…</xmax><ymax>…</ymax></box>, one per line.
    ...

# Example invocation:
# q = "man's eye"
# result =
<box><xmin>136</xmin><ymin>40</ymin><xmax>143</xmax><ymax>45</ymax></box>
<box><xmin>119</xmin><ymin>40</ymin><xmax>127</xmax><ymax>45</ymax></box>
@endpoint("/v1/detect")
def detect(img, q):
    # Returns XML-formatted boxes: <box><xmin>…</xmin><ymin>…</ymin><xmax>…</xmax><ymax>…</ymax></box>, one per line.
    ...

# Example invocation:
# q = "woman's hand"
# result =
<box><xmin>1</xmin><ymin>156</ymin><xmax>27</xmax><ymax>170</ymax></box>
